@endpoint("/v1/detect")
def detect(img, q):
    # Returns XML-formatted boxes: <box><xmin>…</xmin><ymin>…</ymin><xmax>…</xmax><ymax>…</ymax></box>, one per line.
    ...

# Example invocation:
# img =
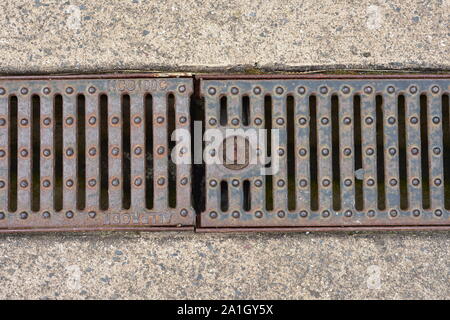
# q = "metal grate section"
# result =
<box><xmin>0</xmin><ymin>77</ymin><xmax>194</xmax><ymax>232</ymax></box>
<box><xmin>200</xmin><ymin>78</ymin><xmax>450</xmax><ymax>229</ymax></box>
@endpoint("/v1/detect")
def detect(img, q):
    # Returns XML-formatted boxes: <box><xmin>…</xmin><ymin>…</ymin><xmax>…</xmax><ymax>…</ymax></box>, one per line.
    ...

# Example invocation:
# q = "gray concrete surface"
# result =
<box><xmin>0</xmin><ymin>231</ymin><xmax>449</xmax><ymax>299</ymax></box>
<box><xmin>0</xmin><ymin>0</ymin><xmax>448</xmax><ymax>73</ymax></box>
<box><xmin>0</xmin><ymin>0</ymin><xmax>449</xmax><ymax>300</ymax></box>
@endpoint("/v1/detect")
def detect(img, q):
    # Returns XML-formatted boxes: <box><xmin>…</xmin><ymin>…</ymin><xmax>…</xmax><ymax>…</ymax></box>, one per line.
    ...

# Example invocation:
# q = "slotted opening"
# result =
<box><xmin>8</xmin><ymin>96</ymin><xmax>17</xmax><ymax>212</ymax></box>
<box><xmin>287</xmin><ymin>95</ymin><xmax>296</xmax><ymax>211</ymax></box>
<box><xmin>353</xmin><ymin>95</ymin><xmax>363</xmax><ymax>211</ymax></box>
<box><xmin>443</xmin><ymin>94</ymin><xmax>450</xmax><ymax>210</ymax></box>
<box><xmin>220</xmin><ymin>180</ymin><xmax>229</xmax><ymax>212</ymax></box>
<box><xmin>375</xmin><ymin>95</ymin><xmax>386</xmax><ymax>210</ymax></box>
<box><xmin>242</xmin><ymin>95</ymin><xmax>250</xmax><ymax>126</ymax></box>
<box><xmin>398</xmin><ymin>94</ymin><xmax>408</xmax><ymax>210</ymax></box>
<box><xmin>191</xmin><ymin>94</ymin><xmax>204</xmax><ymax>213</ymax></box>
<box><xmin>77</xmin><ymin>94</ymin><xmax>86</xmax><ymax>211</ymax></box>
<box><xmin>264</xmin><ymin>95</ymin><xmax>273</xmax><ymax>211</ymax></box>
<box><xmin>331</xmin><ymin>94</ymin><xmax>341</xmax><ymax>211</ymax></box>
<box><xmin>31</xmin><ymin>95</ymin><xmax>40</xmax><ymax>212</ymax></box>
<box><xmin>54</xmin><ymin>95</ymin><xmax>63</xmax><ymax>212</ymax></box>
<box><xmin>243</xmin><ymin>180</ymin><xmax>251</xmax><ymax>212</ymax></box>
<box><xmin>122</xmin><ymin>94</ymin><xmax>131</xmax><ymax>210</ymax></box>
<box><xmin>99</xmin><ymin>94</ymin><xmax>108</xmax><ymax>210</ymax></box>
<box><xmin>168</xmin><ymin>94</ymin><xmax>177</xmax><ymax>208</ymax></box>
<box><xmin>220</xmin><ymin>96</ymin><xmax>227</xmax><ymax>126</ymax></box>
<box><xmin>145</xmin><ymin>94</ymin><xmax>154</xmax><ymax>209</ymax></box>
<box><xmin>420</xmin><ymin>94</ymin><xmax>430</xmax><ymax>209</ymax></box>
<box><xmin>309</xmin><ymin>95</ymin><xmax>318</xmax><ymax>211</ymax></box>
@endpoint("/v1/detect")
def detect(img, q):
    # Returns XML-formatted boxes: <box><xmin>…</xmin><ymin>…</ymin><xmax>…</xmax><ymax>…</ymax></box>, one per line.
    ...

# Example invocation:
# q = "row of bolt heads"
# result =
<box><xmin>0</xmin><ymin>84</ymin><xmax>443</xmax><ymax>97</ymax></box>
<box><xmin>0</xmin><ymin>85</ymin><xmax>188</xmax><ymax>96</ymax></box>
<box><xmin>0</xmin><ymin>208</ymin><xmax>190</xmax><ymax>220</ymax></box>
<box><xmin>207</xmin><ymin>85</ymin><xmax>443</xmax><ymax>96</ymax></box>
<box><xmin>208</xmin><ymin>208</ymin><xmax>446</xmax><ymax>219</ymax></box>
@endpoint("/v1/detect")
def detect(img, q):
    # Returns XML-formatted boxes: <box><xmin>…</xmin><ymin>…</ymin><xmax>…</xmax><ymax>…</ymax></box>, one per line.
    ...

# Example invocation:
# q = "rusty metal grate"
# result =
<box><xmin>199</xmin><ymin>77</ymin><xmax>450</xmax><ymax>230</ymax></box>
<box><xmin>0</xmin><ymin>76</ymin><xmax>194</xmax><ymax>232</ymax></box>
<box><xmin>0</xmin><ymin>74</ymin><xmax>450</xmax><ymax>233</ymax></box>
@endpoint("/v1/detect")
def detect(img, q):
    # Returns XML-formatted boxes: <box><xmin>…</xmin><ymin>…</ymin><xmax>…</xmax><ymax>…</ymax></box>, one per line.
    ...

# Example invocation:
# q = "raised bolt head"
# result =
<box><xmin>134</xmin><ymin>177</ymin><xmax>143</xmax><ymax>186</ymax></box>
<box><xmin>364</xmin><ymin>86</ymin><xmax>373</xmax><ymax>94</ymax></box>
<box><xmin>209</xmin><ymin>211</ymin><xmax>218</xmax><ymax>219</ymax></box>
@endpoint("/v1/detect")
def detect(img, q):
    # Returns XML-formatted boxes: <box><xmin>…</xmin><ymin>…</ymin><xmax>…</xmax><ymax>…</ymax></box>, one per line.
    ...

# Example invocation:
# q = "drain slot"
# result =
<box><xmin>420</xmin><ymin>94</ymin><xmax>430</xmax><ymax>209</ymax></box>
<box><xmin>353</xmin><ymin>94</ymin><xmax>363</xmax><ymax>211</ymax></box>
<box><xmin>122</xmin><ymin>94</ymin><xmax>131</xmax><ymax>210</ymax></box>
<box><xmin>54</xmin><ymin>94</ymin><xmax>63</xmax><ymax>212</ymax></box>
<box><xmin>264</xmin><ymin>95</ymin><xmax>273</xmax><ymax>211</ymax></box>
<box><xmin>99</xmin><ymin>94</ymin><xmax>108</xmax><ymax>211</ymax></box>
<box><xmin>443</xmin><ymin>94</ymin><xmax>450</xmax><ymax>210</ymax></box>
<box><xmin>398</xmin><ymin>94</ymin><xmax>408</xmax><ymax>210</ymax></box>
<box><xmin>331</xmin><ymin>94</ymin><xmax>341</xmax><ymax>211</ymax></box>
<box><xmin>309</xmin><ymin>95</ymin><xmax>318</xmax><ymax>211</ymax></box>
<box><xmin>145</xmin><ymin>94</ymin><xmax>154</xmax><ymax>210</ymax></box>
<box><xmin>375</xmin><ymin>95</ymin><xmax>385</xmax><ymax>211</ymax></box>
<box><xmin>8</xmin><ymin>96</ymin><xmax>17</xmax><ymax>212</ymax></box>
<box><xmin>31</xmin><ymin>95</ymin><xmax>40</xmax><ymax>212</ymax></box>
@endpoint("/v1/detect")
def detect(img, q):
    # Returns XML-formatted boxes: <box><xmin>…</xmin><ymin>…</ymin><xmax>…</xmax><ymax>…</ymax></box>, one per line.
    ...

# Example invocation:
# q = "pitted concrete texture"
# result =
<box><xmin>0</xmin><ymin>231</ymin><xmax>449</xmax><ymax>299</ymax></box>
<box><xmin>0</xmin><ymin>0</ymin><xmax>448</xmax><ymax>73</ymax></box>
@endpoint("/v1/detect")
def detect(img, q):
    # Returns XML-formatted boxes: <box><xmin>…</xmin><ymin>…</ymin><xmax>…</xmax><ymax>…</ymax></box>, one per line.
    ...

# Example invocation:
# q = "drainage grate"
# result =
<box><xmin>0</xmin><ymin>76</ymin><xmax>194</xmax><ymax>232</ymax></box>
<box><xmin>199</xmin><ymin>77</ymin><xmax>450</xmax><ymax>230</ymax></box>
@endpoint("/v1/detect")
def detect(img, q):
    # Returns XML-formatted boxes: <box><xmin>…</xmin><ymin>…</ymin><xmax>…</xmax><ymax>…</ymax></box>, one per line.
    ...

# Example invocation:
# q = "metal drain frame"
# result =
<box><xmin>0</xmin><ymin>74</ymin><xmax>195</xmax><ymax>233</ymax></box>
<box><xmin>196</xmin><ymin>74</ymin><xmax>450</xmax><ymax>232</ymax></box>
